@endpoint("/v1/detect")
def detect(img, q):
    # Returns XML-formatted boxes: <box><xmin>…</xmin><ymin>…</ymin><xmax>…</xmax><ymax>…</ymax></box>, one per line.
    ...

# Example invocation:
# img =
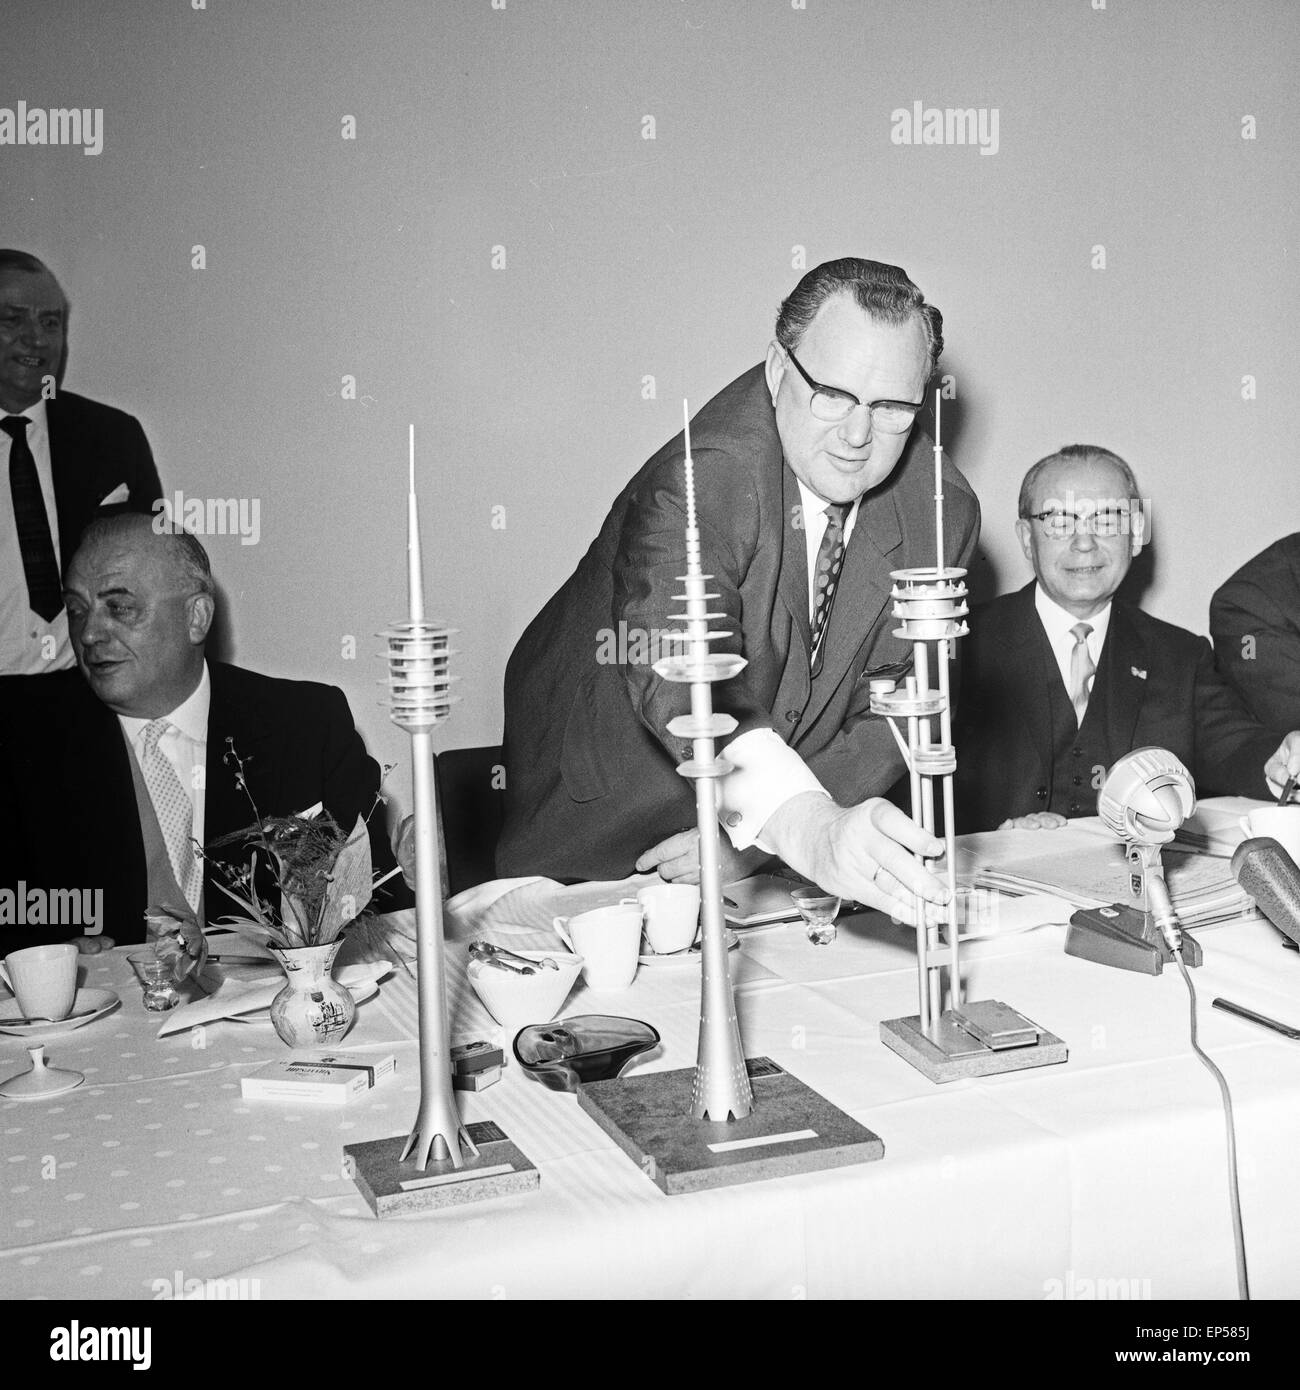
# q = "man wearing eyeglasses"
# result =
<box><xmin>953</xmin><ymin>445</ymin><xmax>1300</xmax><ymax>831</ymax></box>
<box><xmin>499</xmin><ymin>258</ymin><xmax>979</xmax><ymax>923</ymax></box>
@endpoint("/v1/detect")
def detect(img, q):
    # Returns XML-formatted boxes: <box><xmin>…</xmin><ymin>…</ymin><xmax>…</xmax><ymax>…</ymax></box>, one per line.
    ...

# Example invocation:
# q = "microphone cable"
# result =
<box><xmin>1172</xmin><ymin>950</ymin><xmax>1250</xmax><ymax>1300</ymax></box>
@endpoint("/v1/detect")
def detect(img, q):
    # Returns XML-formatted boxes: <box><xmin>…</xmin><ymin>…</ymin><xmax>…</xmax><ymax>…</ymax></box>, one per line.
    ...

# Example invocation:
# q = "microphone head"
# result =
<box><xmin>1097</xmin><ymin>747</ymin><xmax>1196</xmax><ymax>845</ymax></box>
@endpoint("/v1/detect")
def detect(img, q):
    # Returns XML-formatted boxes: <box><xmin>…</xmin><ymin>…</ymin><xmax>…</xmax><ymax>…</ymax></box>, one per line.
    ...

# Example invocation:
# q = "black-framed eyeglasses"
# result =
<box><xmin>783</xmin><ymin>346</ymin><xmax>924</xmax><ymax>432</ymax></box>
<box><xmin>1026</xmin><ymin>506</ymin><xmax>1137</xmax><ymax>539</ymax></box>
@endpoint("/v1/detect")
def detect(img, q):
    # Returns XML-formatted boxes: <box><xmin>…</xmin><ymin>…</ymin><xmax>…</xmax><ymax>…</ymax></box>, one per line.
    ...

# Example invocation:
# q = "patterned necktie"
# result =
<box><xmin>140</xmin><ymin>719</ymin><xmax>201</xmax><ymax>911</ymax></box>
<box><xmin>1069</xmin><ymin>622</ymin><xmax>1096</xmax><ymax>725</ymax></box>
<box><xmin>810</xmin><ymin>501</ymin><xmax>851</xmax><ymax>675</ymax></box>
<box><xmin>3</xmin><ymin>415</ymin><xmax>63</xmax><ymax>621</ymax></box>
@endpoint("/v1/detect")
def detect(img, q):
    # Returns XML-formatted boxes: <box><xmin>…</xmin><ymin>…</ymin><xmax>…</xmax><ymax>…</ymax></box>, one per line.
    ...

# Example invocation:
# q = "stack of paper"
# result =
<box><xmin>963</xmin><ymin>823</ymin><xmax>1258</xmax><ymax>929</ymax></box>
<box><xmin>1173</xmin><ymin>796</ymin><xmax>1265</xmax><ymax>857</ymax></box>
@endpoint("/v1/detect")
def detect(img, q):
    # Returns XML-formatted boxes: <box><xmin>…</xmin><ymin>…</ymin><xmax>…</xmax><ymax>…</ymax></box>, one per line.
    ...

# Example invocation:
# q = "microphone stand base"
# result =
<box><xmin>1066</xmin><ymin>903</ymin><xmax>1203</xmax><ymax>975</ymax></box>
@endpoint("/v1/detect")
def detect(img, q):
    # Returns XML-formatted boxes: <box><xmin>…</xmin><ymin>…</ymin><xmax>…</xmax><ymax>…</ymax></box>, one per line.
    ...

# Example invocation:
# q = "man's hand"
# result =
<box><xmin>635</xmin><ymin>829</ymin><xmax>770</xmax><ymax>885</ymax></box>
<box><xmin>393</xmin><ymin>815</ymin><xmax>452</xmax><ymax>895</ymax></box>
<box><xmin>69</xmin><ymin>935</ymin><xmax>115</xmax><ymax>954</ymax></box>
<box><xmin>997</xmin><ymin>812</ymin><xmax>1068</xmax><ymax>830</ymax></box>
<box><xmin>146</xmin><ymin>907</ymin><xmax>207</xmax><ymax>981</ymax></box>
<box><xmin>1265</xmin><ymin>732</ymin><xmax>1300</xmax><ymax>800</ymax></box>
<box><xmin>760</xmin><ymin>791</ymin><xmax>949</xmax><ymax>924</ymax></box>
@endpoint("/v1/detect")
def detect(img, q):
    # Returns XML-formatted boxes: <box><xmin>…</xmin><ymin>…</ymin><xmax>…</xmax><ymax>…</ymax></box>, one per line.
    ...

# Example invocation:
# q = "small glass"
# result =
<box><xmin>791</xmin><ymin>887</ymin><xmax>841</xmax><ymax>946</ymax></box>
<box><xmin>129</xmin><ymin>953</ymin><xmax>181</xmax><ymax>1011</ymax></box>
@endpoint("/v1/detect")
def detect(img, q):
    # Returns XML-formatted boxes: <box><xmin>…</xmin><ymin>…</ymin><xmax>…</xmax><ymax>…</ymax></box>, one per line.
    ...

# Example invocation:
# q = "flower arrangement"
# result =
<box><xmin>199</xmin><ymin>739</ymin><xmax>400</xmax><ymax>951</ymax></box>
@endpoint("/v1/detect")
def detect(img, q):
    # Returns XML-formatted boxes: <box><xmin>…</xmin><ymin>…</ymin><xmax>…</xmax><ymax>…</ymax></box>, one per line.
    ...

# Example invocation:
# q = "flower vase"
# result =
<box><xmin>268</xmin><ymin>941</ymin><xmax>355</xmax><ymax>1048</ymax></box>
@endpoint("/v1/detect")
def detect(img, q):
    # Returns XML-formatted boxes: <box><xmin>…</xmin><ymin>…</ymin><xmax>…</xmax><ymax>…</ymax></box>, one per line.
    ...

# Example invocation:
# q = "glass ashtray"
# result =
<box><xmin>513</xmin><ymin>1014</ymin><xmax>660</xmax><ymax>1092</ymax></box>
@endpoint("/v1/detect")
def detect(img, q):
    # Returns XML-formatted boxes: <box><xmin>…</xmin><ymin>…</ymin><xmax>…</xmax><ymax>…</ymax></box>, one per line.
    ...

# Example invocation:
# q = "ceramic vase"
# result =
<box><xmin>268</xmin><ymin>941</ymin><xmax>355</xmax><ymax>1047</ymax></box>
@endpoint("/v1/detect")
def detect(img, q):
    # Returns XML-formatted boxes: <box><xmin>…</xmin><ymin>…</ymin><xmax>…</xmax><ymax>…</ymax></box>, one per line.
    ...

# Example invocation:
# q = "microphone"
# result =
<box><xmin>1231</xmin><ymin>836</ymin><xmax>1300</xmax><ymax>949</ymax></box>
<box><xmin>1066</xmin><ymin>747</ymin><xmax>1201</xmax><ymax>973</ymax></box>
<box><xmin>1097</xmin><ymin>746</ymin><xmax>1196</xmax><ymax>849</ymax></box>
<box><xmin>1098</xmin><ymin>747</ymin><xmax>1196</xmax><ymax>954</ymax></box>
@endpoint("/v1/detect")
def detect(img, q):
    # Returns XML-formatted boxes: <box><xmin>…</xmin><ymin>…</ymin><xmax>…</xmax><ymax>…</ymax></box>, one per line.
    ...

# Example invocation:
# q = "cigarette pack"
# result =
<box><xmin>452</xmin><ymin>1040</ymin><xmax>504</xmax><ymax>1074</ymax></box>
<box><xmin>454</xmin><ymin>1063</ymin><xmax>502</xmax><ymax>1091</ymax></box>
<box><xmin>241</xmin><ymin>1051</ymin><xmax>397</xmax><ymax>1104</ymax></box>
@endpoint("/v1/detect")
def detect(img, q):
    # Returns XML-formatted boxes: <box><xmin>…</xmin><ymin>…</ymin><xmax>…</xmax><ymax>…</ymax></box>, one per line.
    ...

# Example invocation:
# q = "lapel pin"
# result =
<box><xmin>1131</xmin><ymin>667</ymin><xmax>1147</xmax><ymax>680</ymax></box>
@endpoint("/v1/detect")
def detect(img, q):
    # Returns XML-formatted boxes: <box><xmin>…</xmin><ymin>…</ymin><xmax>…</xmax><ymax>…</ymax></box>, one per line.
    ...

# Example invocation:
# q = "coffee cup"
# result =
<box><xmin>637</xmin><ymin>882</ymin><xmax>701</xmax><ymax>954</ymax></box>
<box><xmin>553</xmin><ymin>901</ymin><xmax>642</xmax><ymax>990</ymax></box>
<box><xmin>0</xmin><ymin>943</ymin><xmax>79</xmax><ymax>1021</ymax></box>
<box><xmin>1240</xmin><ymin>805</ymin><xmax>1300</xmax><ymax>865</ymax></box>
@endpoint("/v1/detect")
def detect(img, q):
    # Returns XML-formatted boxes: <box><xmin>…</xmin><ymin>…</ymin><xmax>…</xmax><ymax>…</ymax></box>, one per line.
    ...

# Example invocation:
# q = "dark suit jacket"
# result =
<box><xmin>953</xmin><ymin>583</ymin><xmax>1281</xmax><ymax>831</ymax></box>
<box><xmin>0</xmin><ymin>663</ymin><xmax>410</xmax><ymax>949</ymax></box>
<box><xmin>47</xmin><ymin>390</ymin><xmax>162</xmax><ymax>568</ymax></box>
<box><xmin>498</xmin><ymin>363</ymin><xmax>980</xmax><ymax>880</ymax></box>
<box><xmin>1210</xmin><ymin>533</ymin><xmax>1300</xmax><ymax>734</ymax></box>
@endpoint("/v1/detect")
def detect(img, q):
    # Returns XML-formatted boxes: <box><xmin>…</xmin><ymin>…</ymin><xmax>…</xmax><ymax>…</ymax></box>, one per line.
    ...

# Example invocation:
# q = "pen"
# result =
<box><xmin>1212</xmin><ymin>996</ymin><xmax>1300</xmax><ymax>1041</ymax></box>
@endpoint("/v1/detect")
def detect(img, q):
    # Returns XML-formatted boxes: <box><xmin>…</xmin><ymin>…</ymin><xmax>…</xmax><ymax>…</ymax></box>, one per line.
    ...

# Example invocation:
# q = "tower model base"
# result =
<box><xmin>576</xmin><ymin>1056</ymin><xmax>884</xmax><ymax>1195</ymax></box>
<box><xmin>344</xmin><ymin>1119</ymin><xmax>539</xmax><ymax>1217</ymax></box>
<box><xmin>881</xmin><ymin>1000</ymin><xmax>1067</xmax><ymax>1083</ymax></box>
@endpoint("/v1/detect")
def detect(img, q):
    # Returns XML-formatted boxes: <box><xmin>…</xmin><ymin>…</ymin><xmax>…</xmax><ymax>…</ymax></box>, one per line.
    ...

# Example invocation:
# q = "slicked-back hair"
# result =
<box><xmin>0</xmin><ymin>249</ymin><xmax>55</xmax><ymax>279</ymax></box>
<box><xmin>1017</xmin><ymin>444</ymin><xmax>1141</xmax><ymax>518</ymax></box>
<box><xmin>774</xmin><ymin>257</ymin><xmax>944</xmax><ymax>373</ymax></box>
<box><xmin>77</xmin><ymin>513</ymin><xmax>216</xmax><ymax>599</ymax></box>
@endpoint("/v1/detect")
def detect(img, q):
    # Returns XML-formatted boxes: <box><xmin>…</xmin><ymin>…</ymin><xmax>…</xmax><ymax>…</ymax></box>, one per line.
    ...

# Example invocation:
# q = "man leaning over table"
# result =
<box><xmin>952</xmin><ymin>445</ymin><xmax>1300</xmax><ymax>832</ymax></box>
<box><xmin>498</xmin><ymin>257</ymin><xmax>980</xmax><ymax>923</ymax></box>
<box><xmin>0</xmin><ymin>512</ymin><xmax>412</xmax><ymax>955</ymax></box>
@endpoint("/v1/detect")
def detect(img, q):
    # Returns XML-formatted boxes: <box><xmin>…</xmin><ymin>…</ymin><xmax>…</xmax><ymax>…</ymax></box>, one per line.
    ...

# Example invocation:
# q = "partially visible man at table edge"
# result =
<box><xmin>1210</xmin><ymin>532</ymin><xmax>1300</xmax><ymax>736</ymax></box>
<box><xmin>0</xmin><ymin>249</ymin><xmax>161</xmax><ymax>678</ymax></box>
<box><xmin>0</xmin><ymin>513</ymin><xmax>413</xmax><ymax>954</ymax></box>
<box><xmin>498</xmin><ymin>257</ymin><xmax>980</xmax><ymax>922</ymax></box>
<box><xmin>953</xmin><ymin>445</ymin><xmax>1300</xmax><ymax>831</ymax></box>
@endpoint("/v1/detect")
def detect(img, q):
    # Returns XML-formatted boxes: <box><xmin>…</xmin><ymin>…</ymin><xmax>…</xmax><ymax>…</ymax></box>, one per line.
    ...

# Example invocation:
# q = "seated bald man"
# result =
<box><xmin>0</xmin><ymin>513</ymin><xmax>410</xmax><ymax>952</ymax></box>
<box><xmin>953</xmin><ymin>446</ymin><xmax>1300</xmax><ymax>831</ymax></box>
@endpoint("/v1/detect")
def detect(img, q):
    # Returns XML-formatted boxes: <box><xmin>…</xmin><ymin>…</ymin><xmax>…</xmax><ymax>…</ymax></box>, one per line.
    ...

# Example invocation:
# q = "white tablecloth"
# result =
<box><xmin>3</xmin><ymin>901</ymin><xmax>1299</xmax><ymax>1300</ymax></box>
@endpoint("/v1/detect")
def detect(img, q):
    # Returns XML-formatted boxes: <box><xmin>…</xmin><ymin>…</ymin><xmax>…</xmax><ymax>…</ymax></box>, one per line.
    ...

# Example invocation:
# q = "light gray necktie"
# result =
<box><xmin>140</xmin><ymin>718</ymin><xmax>200</xmax><ymax>911</ymax></box>
<box><xmin>1069</xmin><ymin>622</ymin><xmax>1096</xmax><ymax>725</ymax></box>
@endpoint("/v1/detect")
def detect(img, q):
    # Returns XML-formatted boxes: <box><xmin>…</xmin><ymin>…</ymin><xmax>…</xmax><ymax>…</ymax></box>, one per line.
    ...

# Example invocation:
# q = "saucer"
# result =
<box><xmin>0</xmin><ymin>988</ymin><xmax>121</xmax><ymax>1037</ymax></box>
<box><xmin>638</xmin><ymin>929</ymin><xmax>739</xmax><ymax>967</ymax></box>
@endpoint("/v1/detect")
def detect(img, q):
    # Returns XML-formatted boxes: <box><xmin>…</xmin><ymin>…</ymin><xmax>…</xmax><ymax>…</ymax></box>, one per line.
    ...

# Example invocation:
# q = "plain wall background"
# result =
<box><xmin>4</xmin><ymin>0</ymin><xmax>1297</xmax><ymax>817</ymax></box>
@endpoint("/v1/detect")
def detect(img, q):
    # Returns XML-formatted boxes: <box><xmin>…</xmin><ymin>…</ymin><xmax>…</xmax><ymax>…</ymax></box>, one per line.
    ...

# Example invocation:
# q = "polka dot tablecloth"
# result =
<box><xmin>0</xmin><ymin>947</ymin><xmax>466</xmax><ymax>1298</ymax></box>
<box><xmin>0</xmin><ymin>940</ymin><xmax>783</xmax><ymax>1299</ymax></box>
<box><xmin>5</xmin><ymin>920</ymin><xmax>1300</xmax><ymax>1299</ymax></box>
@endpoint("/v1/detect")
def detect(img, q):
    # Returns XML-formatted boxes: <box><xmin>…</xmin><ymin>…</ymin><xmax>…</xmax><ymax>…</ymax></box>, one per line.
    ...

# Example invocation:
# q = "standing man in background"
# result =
<box><xmin>0</xmin><ymin>249</ymin><xmax>160</xmax><ymax>676</ymax></box>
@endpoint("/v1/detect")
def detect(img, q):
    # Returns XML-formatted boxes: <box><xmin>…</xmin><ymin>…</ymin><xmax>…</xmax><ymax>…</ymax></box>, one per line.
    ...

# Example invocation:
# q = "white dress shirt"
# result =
<box><xmin>1033</xmin><ymin>585</ymin><xmax>1110</xmax><ymax>702</ymax></box>
<box><xmin>0</xmin><ymin>399</ymin><xmax>73</xmax><ymax>674</ymax></box>
<box><xmin>118</xmin><ymin>662</ymin><xmax>212</xmax><ymax>854</ymax></box>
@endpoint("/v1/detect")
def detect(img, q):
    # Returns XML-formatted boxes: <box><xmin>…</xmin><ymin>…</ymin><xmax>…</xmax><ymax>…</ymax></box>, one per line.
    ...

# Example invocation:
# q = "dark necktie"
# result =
<box><xmin>810</xmin><ymin>501</ymin><xmax>851</xmax><ymax>676</ymax></box>
<box><xmin>3</xmin><ymin>415</ymin><xmax>63</xmax><ymax>621</ymax></box>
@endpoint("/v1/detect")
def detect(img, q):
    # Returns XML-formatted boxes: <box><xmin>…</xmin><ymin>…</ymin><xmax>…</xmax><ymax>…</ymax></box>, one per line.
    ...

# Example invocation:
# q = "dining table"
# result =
<box><xmin>3</xmin><ymin>860</ymin><xmax>1300</xmax><ymax>1302</ymax></box>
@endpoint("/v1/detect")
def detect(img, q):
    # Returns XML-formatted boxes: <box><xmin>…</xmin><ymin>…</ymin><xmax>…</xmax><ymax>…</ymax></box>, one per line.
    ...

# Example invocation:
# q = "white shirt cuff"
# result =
<box><xmin>717</xmin><ymin>728</ymin><xmax>829</xmax><ymax>851</ymax></box>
